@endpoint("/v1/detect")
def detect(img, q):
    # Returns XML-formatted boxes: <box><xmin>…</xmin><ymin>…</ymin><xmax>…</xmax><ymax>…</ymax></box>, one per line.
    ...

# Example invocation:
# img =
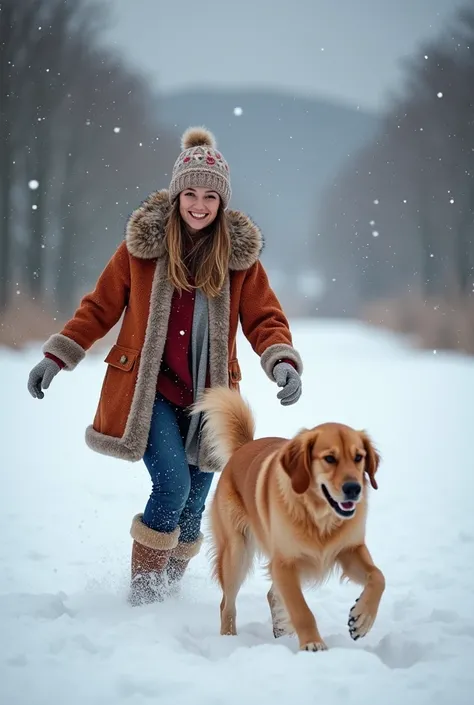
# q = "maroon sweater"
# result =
<box><xmin>155</xmin><ymin>286</ymin><xmax>196</xmax><ymax>407</ymax></box>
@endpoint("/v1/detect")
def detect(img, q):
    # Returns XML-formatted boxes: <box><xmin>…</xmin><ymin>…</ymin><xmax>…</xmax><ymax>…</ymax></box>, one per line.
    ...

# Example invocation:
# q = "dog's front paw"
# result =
<box><xmin>348</xmin><ymin>595</ymin><xmax>376</xmax><ymax>640</ymax></box>
<box><xmin>300</xmin><ymin>640</ymin><xmax>328</xmax><ymax>652</ymax></box>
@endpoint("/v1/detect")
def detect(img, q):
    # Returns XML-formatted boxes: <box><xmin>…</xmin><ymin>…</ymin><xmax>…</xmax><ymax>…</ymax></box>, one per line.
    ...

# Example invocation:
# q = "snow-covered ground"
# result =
<box><xmin>2</xmin><ymin>320</ymin><xmax>474</xmax><ymax>705</ymax></box>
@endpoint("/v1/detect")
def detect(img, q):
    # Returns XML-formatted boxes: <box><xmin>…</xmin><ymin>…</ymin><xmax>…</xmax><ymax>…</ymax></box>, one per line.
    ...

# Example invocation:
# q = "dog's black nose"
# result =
<box><xmin>342</xmin><ymin>481</ymin><xmax>361</xmax><ymax>500</ymax></box>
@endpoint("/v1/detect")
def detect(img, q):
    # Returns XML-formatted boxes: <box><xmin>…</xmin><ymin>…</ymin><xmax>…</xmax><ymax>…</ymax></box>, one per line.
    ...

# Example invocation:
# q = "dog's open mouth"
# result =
<box><xmin>321</xmin><ymin>484</ymin><xmax>356</xmax><ymax>518</ymax></box>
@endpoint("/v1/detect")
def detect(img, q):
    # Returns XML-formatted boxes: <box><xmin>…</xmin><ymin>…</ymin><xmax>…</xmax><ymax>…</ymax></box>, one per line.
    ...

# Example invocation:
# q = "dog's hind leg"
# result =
<box><xmin>208</xmin><ymin>476</ymin><xmax>255</xmax><ymax>637</ymax></box>
<box><xmin>217</xmin><ymin>529</ymin><xmax>254</xmax><ymax>636</ymax></box>
<box><xmin>267</xmin><ymin>583</ymin><xmax>294</xmax><ymax>638</ymax></box>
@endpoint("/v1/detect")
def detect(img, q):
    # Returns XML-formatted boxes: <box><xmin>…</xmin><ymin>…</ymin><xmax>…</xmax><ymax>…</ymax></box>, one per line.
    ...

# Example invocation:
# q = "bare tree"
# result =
<box><xmin>0</xmin><ymin>0</ymin><xmax>45</xmax><ymax>309</ymax></box>
<box><xmin>1</xmin><ymin>0</ymin><xmax>175</xmax><ymax>323</ymax></box>
<box><xmin>317</xmin><ymin>0</ymin><xmax>474</xmax><ymax>324</ymax></box>
<box><xmin>53</xmin><ymin>47</ymin><xmax>175</xmax><ymax>314</ymax></box>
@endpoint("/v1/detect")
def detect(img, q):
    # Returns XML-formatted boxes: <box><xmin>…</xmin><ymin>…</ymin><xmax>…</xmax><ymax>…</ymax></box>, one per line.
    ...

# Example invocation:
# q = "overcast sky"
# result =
<box><xmin>102</xmin><ymin>0</ymin><xmax>467</xmax><ymax>112</ymax></box>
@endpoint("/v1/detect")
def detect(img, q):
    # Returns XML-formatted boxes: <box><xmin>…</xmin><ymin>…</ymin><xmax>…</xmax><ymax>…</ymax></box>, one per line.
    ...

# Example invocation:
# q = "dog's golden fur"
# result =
<box><xmin>193</xmin><ymin>387</ymin><xmax>385</xmax><ymax>651</ymax></box>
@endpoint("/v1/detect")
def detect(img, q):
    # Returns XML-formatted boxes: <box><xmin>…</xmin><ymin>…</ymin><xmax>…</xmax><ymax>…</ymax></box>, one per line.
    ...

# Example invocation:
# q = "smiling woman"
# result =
<box><xmin>179</xmin><ymin>187</ymin><xmax>220</xmax><ymax>230</ymax></box>
<box><xmin>165</xmin><ymin>135</ymin><xmax>232</xmax><ymax>298</ymax></box>
<box><xmin>26</xmin><ymin>125</ymin><xmax>304</xmax><ymax>608</ymax></box>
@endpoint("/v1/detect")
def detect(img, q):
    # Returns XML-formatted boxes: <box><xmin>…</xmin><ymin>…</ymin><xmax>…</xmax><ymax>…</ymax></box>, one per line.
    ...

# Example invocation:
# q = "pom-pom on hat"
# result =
<box><xmin>168</xmin><ymin>126</ymin><xmax>231</xmax><ymax>208</ymax></box>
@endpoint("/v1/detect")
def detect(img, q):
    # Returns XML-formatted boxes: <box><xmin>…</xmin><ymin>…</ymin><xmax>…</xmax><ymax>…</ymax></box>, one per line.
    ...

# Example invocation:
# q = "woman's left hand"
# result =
<box><xmin>272</xmin><ymin>362</ymin><xmax>302</xmax><ymax>406</ymax></box>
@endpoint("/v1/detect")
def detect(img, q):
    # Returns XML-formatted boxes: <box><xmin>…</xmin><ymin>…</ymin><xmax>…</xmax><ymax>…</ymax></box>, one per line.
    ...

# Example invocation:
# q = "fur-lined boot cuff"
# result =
<box><xmin>130</xmin><ymin>513</ymin><xmax>180</xmax><ymax>550</ymax></box>
<box><xmin>171</xmin><ymin>533</ymin><xmax>204</xmax><ymax>561</ymax></box>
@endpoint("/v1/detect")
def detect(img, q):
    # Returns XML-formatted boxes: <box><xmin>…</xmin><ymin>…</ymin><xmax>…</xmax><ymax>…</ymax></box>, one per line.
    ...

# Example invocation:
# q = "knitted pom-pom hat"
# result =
<box><xmin>168</xmin><ymin>126</ymin><xmax>232</xmax><ymax>208</ymax></box>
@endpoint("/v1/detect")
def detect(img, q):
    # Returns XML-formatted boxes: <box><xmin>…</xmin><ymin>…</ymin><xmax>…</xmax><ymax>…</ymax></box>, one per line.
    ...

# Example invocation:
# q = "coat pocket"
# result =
<box><xmin>228</xmin><ymin>358</ymin><xmax>242</xmax><ymax>390</ymax></box>
<box><xmin>104</xmin><ymin>344</ymin><xmax>139</xmax><ymax>372</ymax></box>
<box><xmin>92</xmin><ymin>344</ymin><xmax>140</xmax><ymax>439</ymax></box>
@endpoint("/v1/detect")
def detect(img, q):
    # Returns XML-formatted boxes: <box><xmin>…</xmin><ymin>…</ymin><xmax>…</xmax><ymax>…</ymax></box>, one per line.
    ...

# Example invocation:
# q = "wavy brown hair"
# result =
<box><xmin>165</xmin><ymin>199</ymin><xmax>231</xmax><ymax>297</ymax></box>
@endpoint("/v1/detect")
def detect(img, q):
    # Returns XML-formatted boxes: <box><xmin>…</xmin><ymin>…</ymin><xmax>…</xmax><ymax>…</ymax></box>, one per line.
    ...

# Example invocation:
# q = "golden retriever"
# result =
<box><xmin>193</xmin><ymin>387</ymin><xmax>385</xmax><ymax>652</ymax></box>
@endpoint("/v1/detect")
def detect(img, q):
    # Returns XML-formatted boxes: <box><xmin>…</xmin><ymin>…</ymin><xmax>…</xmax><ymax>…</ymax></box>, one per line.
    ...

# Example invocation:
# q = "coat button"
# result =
<box><xmin>120</xmin><ymin>354</ymin><xmax>128</xmax><ymax>364</ymax></box>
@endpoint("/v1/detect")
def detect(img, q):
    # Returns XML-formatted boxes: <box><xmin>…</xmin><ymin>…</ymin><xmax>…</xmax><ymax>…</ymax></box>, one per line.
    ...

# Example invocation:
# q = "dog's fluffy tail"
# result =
<box><xmin>191</xmin><ymin>387</ymin><xmax>256</xmax><ymax>470</ymax></box>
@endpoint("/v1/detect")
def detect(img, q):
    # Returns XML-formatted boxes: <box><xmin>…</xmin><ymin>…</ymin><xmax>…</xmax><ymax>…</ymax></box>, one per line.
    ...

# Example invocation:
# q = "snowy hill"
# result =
<box><xmin>2</xmin><ymin>320</ymin><xmax>474</xmax><ymax>705</ymax></box>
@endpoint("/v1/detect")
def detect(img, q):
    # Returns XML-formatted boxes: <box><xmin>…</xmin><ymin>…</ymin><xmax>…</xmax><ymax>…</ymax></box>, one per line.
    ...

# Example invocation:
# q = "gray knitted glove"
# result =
<box><xmin>28</xmin><ymin>358</ymin><xmax>61</xmax><ymax>399</ymax></box>
<box><xmin>272</xmin><ymin>362</ymin><xmax>302</xmax><ymax>406</ymax></box>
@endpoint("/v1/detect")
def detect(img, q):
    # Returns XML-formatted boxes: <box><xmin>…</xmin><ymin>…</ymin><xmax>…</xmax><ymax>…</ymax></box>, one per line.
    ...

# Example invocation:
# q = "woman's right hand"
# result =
<box><xmin>27</xmin><ymin>358</ymin><xmax>61</xmax><ymax>399</ymax></box>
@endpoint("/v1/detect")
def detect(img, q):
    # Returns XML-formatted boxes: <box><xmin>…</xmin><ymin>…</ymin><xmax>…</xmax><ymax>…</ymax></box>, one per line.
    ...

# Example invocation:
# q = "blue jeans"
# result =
<box><xmin>142</xmin><ymin>394</ymin><xmax>214</xmax><ymax>543</ymax></box>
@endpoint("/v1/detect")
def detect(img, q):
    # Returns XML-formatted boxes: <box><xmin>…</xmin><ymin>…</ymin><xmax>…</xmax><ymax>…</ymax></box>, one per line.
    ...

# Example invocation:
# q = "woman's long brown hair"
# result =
<box><xmin>165</xmin><ymin>199</ymin><xmax>231</xmax><ymax>298</ymax></box>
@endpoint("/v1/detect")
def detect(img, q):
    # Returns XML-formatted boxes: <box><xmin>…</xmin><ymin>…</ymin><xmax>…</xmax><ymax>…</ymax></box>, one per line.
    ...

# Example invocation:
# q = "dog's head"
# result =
<box><xmin>279</xmin><ymin>423</ymin><xmax>380</xmax><ymax>519</ymax></box>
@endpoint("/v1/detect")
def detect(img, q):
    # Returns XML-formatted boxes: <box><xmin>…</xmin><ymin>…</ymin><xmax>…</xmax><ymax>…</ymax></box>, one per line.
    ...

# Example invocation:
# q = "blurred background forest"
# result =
<box><xmin>1</xmin><ymin>0</ymin><xmax>473</xmax><ymax>353</ymax></box>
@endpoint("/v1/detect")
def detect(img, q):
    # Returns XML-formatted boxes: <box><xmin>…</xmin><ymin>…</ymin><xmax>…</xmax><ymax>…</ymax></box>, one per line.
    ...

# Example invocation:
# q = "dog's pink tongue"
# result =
<box><xmin>340</xmin><ymin>501</ymin><xmax>355</xmax><ymax>511</ymax></box>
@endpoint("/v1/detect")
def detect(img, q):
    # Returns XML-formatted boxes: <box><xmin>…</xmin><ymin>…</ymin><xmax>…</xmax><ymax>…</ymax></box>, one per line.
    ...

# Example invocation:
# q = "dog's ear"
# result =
<box><xmin>360</xmin><ymin>431</ymin><xmax>381</xmax><ymax>490</ymax></box>
<box><xmin>280</xmin><ymin>432</ymin><xmax>315</xmax><ymax>494</ymax></box>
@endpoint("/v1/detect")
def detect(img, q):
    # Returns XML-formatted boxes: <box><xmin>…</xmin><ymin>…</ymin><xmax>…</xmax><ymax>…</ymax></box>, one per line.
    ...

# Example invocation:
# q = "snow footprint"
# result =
<box><xmin>367</xmin><ymin>634</ymin><xmax>433</xmax><ymax>669</ymax></box>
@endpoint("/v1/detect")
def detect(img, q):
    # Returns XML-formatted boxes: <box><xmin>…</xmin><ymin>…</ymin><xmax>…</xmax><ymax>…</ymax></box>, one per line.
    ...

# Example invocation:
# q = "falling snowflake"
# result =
<box><xmin>372</xmin><ymin>231</ymin><xmax>379</xmax><ymax>238</ymax></box>
<box><xmin>28</xmin><ymin>180</ymin><xmax>39</xmax><ymax>190</ymax></box>
<box><xmin>113</xmin><ymin>126</ymin><xmax>121</xmax><ymax>134</ymax></box>
<box><xmin>437</xmin><ymin>92</ymin><xmax>443</xmax><ymax>98</ymax></box>
<box><xmin>233</xmin><ymin>107</ymin><xmax>243</xmax><ymax>116</ymax></box>
<box><xmin>32</xmin><ymin>204</ymin><xmax>38</xmax><ymax>210</ymax></box>
<box><xmin>369</xmin><ymin>220</ymin><xmax>375</xmax><ymax>226</ymax></box>
<box><xmin>450</xmin><ymin>198</ymin><xmax>455</xmax><ymax>204</ymax></box>
<box><xmin>373</xmin><ymin>199</ymin><xmax>379</xmax><ymax>205</ymax></box>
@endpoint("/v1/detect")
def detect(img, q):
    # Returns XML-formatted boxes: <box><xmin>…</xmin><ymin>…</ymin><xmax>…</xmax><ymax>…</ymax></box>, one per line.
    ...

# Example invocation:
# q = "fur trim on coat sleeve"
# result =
<box><xmin>260</xmin><ymin>343</ymin><xmax>304</xmax><ymax>381</ymax></box>
<box><xmin>42</xmin><ymin>333</ymin><xmax>86</xmax><ymax>371</ymax></box>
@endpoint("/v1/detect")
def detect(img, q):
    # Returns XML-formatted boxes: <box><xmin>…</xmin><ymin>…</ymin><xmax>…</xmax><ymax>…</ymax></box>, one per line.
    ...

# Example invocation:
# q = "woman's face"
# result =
<box><xmin>179</xmin><ymin>187</ymin><xmax>220</xmax><ymax>232</ymax></box>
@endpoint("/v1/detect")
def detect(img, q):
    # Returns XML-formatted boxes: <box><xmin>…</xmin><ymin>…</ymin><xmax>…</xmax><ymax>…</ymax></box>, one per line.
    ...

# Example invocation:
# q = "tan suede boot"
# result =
<box><xmin>128</xmin><ymin>513</ymin><xmax>180</xmax><ymax>606</ymax></box>
<box><xmin>167</xmin><ymin>532</ymin><xmax>204</xmax><ymax>594</ymax></box>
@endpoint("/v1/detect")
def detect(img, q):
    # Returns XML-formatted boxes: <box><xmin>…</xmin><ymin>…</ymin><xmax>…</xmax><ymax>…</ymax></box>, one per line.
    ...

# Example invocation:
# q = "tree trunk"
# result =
<box><xmin>416</xmin><ymin>163</ymin><xmax>440</xmax><ymax>299</ymax></box>
<box><xmin>0</xmin><ymin>140</ymin><xmax>13</xmax><ymax>311</ymax></box>
<box><xmin>56</xmin><ymin>204</ymin><xmax>76</xmax><ymax>316</ymax></box>
<box><xmin>0</xmin><ymin>0</ymin><xmax>14</xmax><ymax>311</ymax></box>
<box><xmin>454</xmin><ymin>216</ymin><xmax>474</xmax><ymax>297</ymax></box>
<box><xmin>26</xmin><ymin>96</ymin><xmax>51</xmax><ymax>301</ymax></box>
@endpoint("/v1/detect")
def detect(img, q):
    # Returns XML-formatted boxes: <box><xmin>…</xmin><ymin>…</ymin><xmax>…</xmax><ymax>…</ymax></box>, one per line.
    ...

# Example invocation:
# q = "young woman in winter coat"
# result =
<box><xmin>27</xmin><ymin>127</ymin><xmax>304</xmax><ymax>604</ymax></box>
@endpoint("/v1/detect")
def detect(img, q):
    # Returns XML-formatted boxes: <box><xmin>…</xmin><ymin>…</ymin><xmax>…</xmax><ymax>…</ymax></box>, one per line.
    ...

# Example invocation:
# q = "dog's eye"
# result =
<box><xmin>354</xmin><ymin>454</ymin><xmax>363</xmax><ymax>463</ymax></box>
<box><xmin>324</xmin><ymin>455</ymin><xmax>337</xmax><ymax>464</ymax></box>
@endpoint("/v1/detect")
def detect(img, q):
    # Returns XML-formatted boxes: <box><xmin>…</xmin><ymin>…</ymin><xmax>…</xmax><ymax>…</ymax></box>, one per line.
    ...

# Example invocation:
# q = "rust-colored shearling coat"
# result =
<box><xmin>42</xmin><ymin>190</ymin><xmax>303</xmax><ymax>471</ymax></box>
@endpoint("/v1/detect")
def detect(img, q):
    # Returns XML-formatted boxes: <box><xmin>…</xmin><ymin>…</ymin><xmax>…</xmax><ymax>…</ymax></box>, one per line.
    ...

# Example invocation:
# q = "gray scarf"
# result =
<box><xmin>184</xmin><ymin>288</ymin><xmax>209</xmax><ymax>466</ymax></box>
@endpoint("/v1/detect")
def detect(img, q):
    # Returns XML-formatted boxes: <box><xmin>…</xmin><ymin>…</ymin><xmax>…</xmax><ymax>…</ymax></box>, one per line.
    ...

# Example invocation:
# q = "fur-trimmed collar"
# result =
<box><xmin>125</xmin><ymin>189</ymin><xmax>263</xmax><ymax>271</ymax></box>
